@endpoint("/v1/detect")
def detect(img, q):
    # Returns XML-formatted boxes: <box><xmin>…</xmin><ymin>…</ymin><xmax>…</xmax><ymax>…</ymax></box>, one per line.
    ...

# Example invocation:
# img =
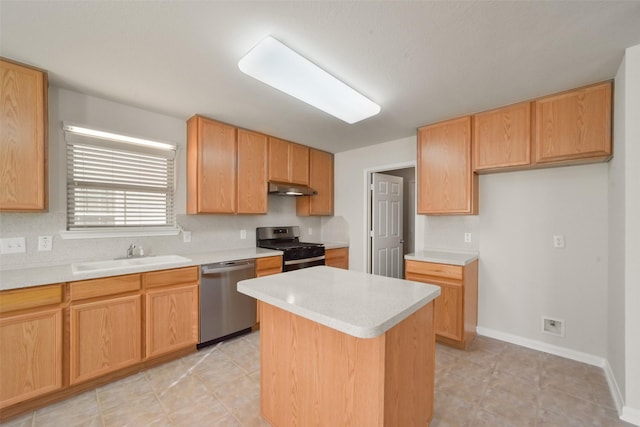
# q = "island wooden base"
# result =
<box><xmin>259</xmin><ymin>301</ymin><xmax>435</xmax><ymax>427</ymax></box>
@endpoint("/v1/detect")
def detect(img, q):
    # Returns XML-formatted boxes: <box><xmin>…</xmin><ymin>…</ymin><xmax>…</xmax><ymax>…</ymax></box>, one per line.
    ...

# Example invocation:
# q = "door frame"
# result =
<box><xmin>364</xmin><ymin>161</ymin><xmax>419</xmax><ymax>275</ymax></box>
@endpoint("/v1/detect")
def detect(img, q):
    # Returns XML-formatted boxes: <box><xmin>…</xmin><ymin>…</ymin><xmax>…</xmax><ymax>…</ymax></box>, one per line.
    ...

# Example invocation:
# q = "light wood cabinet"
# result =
<box><xmin>237</xmin><ymin>129</ymin><xmax>268</xmax><ymax>214</ymax></box>
<box><xmin>69</xmin><ymin>275</ymin><xmax>142</xmax><ymax>385</ymax></box>
<box><xmin>143</xmin><ymin>267</ymin><xmax>199</xmax><ymax>359</ymax></box>
<box><xmin>473</xmin><ymin>102</ymin><xmax>531</xmax><ymax>172</ymax></box>
<box><xmin>534</xmin><ymin>81</ymin><xmax>612</xmax><ymax>164</ymax></box>
<box><xmin>405</xmin><ymin>259</ymin><xmax>478</xmax><ymax>349</ymax></box>
<box><xmin>255</xmin><ymin>256</ymin><xmax>283</xmax><ymax>322</ymax></box>
<box><xmin>0</xmin><ymin>58</ymin><xmax>48</xmax><ymax>212</ymax></box>
<box><xmin>325</xmin><ymin>247</ymin><xmax>348</xmax><ymax>269</ymax></box>
<box><xmin>268</xmin><ymin>137</ymin><xmax>309</xmax><ymax>185</ymax></box>
<box><xmin>187</xmin><ymin>115</ymin><xmax>237</xmax><ymax>214</ymax></box>
<box><xmin>297</xmin><ymin>148</ymin><xmax>334</xmax><ymax>216</ymax></box>
<box><xmin>0</xmin><ymin>285</ymin><xmax>63</xmax><ymax>409</ymax></box>
<box><xmin>417</xmin><ymin>116</ymin><xmax>478</xmax><ymax>215</ymax></box>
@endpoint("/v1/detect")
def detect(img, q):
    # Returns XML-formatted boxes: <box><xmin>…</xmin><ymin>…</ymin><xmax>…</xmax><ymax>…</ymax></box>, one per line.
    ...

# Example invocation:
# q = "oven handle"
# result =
<box><xmin>284</xmin><ymin>255</ymin><xmax>326</xmax><ymax>266</ymax></box>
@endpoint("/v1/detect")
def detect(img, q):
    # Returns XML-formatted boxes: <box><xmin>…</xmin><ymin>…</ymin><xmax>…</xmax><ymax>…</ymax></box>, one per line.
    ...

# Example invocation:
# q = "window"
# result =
<box><xmin>65</xmin><ymin>124</ymin><xmax>176</xmax><ymax>234</ymax></box>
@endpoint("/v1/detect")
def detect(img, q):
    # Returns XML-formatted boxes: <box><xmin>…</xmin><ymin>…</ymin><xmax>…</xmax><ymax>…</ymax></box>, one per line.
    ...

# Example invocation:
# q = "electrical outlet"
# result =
<box><xmin>553</xmin><ymin>235</ymin><xmax>565</xmax><ymax>249</ymax></box>
<box><xmin>308</xmin><ymin>228</ymin><xmax>313</xmax><ymax>235</ymax></box>
<box><xmin>240</xmin><ymin>229</ymin><xmax>247</xmax><ymax>240</ymax></box>
<box><xmin>183</xmin><ymin>231</ymin><xmax>192</xmax><ymax>243</ymax></box>
<box><xmin>38</xmin><ymin>236</ymin><xmax>53</xmax><ymax>251</ymax></box>
<box><xmin>0</xmin><ymin>237</ymin><xmax>26</xmax><ymax>254</ymax></box>
<box><xmin>464</xmin><ymin>232</ymin><xmax>472</xmax><ymax>243</ymax></box>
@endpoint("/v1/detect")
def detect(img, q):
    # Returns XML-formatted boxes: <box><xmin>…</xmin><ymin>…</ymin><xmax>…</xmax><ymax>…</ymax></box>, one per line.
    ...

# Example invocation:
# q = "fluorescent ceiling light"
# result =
<box><xmin>238</xmin><ymin>36</ymin><xmax>380</xmax><ymax>124</ymax></box>
<box><xmin>63</xmin><ymin>123</ymin><xmax>176</xmax><ymax>151</ymax></box>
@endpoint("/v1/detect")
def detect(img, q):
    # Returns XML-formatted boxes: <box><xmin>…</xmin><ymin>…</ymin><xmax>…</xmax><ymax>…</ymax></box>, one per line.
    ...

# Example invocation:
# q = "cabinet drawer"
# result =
<box><xmin>405</xmin><ymin>260</ymin><xmax>463</xmax><ymax>281</ymax></box>
<box><xmin>0</xmin><ymin>284</ymin><xmax>63</xmax><ymax>314</ymax></box>
<box><xmin>70</xmin><ymin>274</ymin><xmax>141</xmax><ymax>301</ymax></box>
<box><xmin>143</xmin><ymin>266</ymin><xmax>199</xmax><ymax>289</ymax></box>
<box><xmin>256</xmin><ymin>256</ymin><xmax>282</xmax><ymax>277</ymax></box>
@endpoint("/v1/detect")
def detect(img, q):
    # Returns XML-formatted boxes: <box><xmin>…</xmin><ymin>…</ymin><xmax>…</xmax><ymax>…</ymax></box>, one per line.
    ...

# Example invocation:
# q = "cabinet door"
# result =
<box><xmin>289</xmin><ymin>143</ymin><xmax>309</xmax><ymax>185</ymax></box>
<box><xmin>297</xmin><ymin>148</ymin><xmax>334</xmax><ymax>216</ymax></box>
<box><xmin>0</xmin><ymin>308</ymin><xmax>62</xmax><ymax>408</ymax></box>
<box><xmin>237</xmin><ymin>129</ymin><xmax>267</xmax><ymax>214</ymax></box>
<box><xmin>325</xmin><ymin>248</ymin><xmax>348</xmax><ymax>269</ymax></box>
<box><xmin>473</xmin><ymin>102</ymin><xmax>531</xmax><ymax>171</ymax></box>
<box><xmin>267</xmin><ymin>137</ymin><xmax>290</xmax><ymax>183</ymax></box>
<box><xmin>0</xmin><ymin>59</ymin><xmax>47</xmax><ymax>212</ymax></box>
<box><xmin>432</xmin><ymin>281</ymin><xmax>463</xmax><ymax>342</ymax></box>
<box><xmin>417</xmin><ymin>116</ymin><xmax>477</xmax><ymax>214</ymax></box>
<box><xmin>187</xmin><ymin>116</ymin><xmax>237</xmax><ymax>213</ymax></box>
<box><xmin>534</xmin><ymin>82</ymin><xmax>612</xmax><ymax>164</ymax></box>
<box><xmin>145</xmin><ymin>284</ymin><xmax>198</xmax><ymax>359</ymax></box>
<box><xmin>69</xmin><ymin>294</ymin><xmax>141</xmax><ymax>384</ymax></box>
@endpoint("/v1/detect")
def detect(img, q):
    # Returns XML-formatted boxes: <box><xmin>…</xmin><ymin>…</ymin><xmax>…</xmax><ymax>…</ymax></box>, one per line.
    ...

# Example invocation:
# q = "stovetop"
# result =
<box><xmin>258</xmin><ymin>240</ymin><xmax>324</xmax><ymax>251</ymax></box>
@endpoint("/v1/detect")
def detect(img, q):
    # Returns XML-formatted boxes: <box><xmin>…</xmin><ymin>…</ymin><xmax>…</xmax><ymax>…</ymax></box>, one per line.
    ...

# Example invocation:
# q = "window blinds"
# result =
<box><xmin>66</xmin><ymin>134</ymin><xmax>176</xmax><ymax>229</ymax></box>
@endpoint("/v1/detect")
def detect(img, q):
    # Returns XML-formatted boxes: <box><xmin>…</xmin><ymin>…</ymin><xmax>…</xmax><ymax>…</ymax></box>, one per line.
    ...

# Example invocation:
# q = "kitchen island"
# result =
<box><xmin>238</xmin><ymin>266</ymin><xmax>441</xmax><ymax>427</ymax></box>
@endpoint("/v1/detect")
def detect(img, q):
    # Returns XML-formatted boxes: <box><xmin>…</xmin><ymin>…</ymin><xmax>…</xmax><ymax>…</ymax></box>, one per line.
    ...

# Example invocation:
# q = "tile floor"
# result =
<box><xmin>1</xmin><ymin>332</ymin><xmax>633</xmax><ymax>427</ymax></box>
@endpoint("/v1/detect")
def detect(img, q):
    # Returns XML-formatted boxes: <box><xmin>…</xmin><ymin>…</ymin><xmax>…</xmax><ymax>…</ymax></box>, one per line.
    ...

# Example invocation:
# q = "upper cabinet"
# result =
<box><xmin>297</xmin><ymin>148</ymin><xmax>334</xmax><ymax>216</ymax></box>
<box><xmin>187</xmin><ymin>116</ymin><xmax>268</xmax><ymax>214</ymax></box>
<box><xmin>533</xmin><ymin>81</ymin><xmax>612</xmax><ymax>165</ymax></box>
<box><xmin>0</xmin><ymin>58</ymin><xmax>48</xmax><ymax>212</ymax></box>
<box><xmin>417</xmin><ymin>116</ymin><xmax>478</xmax><ymax>215</ymax></box>
<box><xmin>237</xmin><ymin>129</ymin><xmax>268</xmax><ymax>214</ymax></box>
<box><xmin>473</xmin><ymin>102</ymin><xmax>531</xmax><ymax>172</ymax></box>
<box><xmin>268</xmin><ymin>137</ymin><xmax>309</xmax><ymax>186</ymax></box>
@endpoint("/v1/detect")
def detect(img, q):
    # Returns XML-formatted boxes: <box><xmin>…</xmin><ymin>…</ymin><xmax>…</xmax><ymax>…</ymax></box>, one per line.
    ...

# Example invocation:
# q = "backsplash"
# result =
<box><xmin>422</xmin><ymin>215</ymin><xmax>480</xmax><ymax>252</ymax></box>
<box><xmin>0</xmin><ymin>196</ymin><xmax>321</xmax><ymax>269</ymax></box>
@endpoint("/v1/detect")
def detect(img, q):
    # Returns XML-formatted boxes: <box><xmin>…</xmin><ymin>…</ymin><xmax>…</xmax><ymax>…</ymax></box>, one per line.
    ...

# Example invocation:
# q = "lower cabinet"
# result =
<box><xmin>0</xmin><ymin>306</ymin><xmax>62</xmax><ymax>409</ymax></box>
<box><xmin>143</xmin><ymin>268</ymin><xmax>199</xmax><ymax>359</ymax></box>
<box><xmin>325</xmin><ymin>247</ymin><xmax>349</xmax><ymax>269</ymax></box>
<box><xmin>69</xmin><ymin>294</ymin><xmax>142</xmax><ymax>385</ymax></box>
<box><xmin>255</xmin><ymin>256</ymin><xmax>283</xmax><ymax>322</ymax></box>
<box><xmin>405</xmin><ymin>259</ymin><xmax>478</xmax><ymax>349</ymax></box>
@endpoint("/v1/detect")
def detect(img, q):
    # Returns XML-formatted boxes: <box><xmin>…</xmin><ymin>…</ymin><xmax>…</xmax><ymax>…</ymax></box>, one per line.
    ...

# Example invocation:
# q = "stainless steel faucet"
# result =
<box><xmin>127</xmin><ymin>244</ymin><xmax>136</xmax><ymax>258</ymax></box>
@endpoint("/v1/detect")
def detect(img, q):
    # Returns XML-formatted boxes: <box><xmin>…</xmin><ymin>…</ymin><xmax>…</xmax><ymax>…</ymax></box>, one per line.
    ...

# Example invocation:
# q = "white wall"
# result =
<box><xmin>477</xmin><ymin>164</ymin><xmax>608</xmax><ymax>357</ymax></box>
<box><xmin>624</xmin><ymin>43</ymin><xmax>640</xmax><ymax>424</ymax></box>
<box><xmin>608</xmin><ymin>41</ymin><xmax>640</xmax><ymax>425</ymax></box>
<box><xmin>0</xmin><ymin>87</ymin><xmax>321</xmax><ymax>268</ymax></box>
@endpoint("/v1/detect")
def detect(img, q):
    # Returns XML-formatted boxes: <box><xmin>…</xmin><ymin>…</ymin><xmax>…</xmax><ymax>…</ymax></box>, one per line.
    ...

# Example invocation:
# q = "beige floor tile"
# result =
<box><xmin>33</xmin><ymin>391</ymin><xmax>100</xmax><ymax>427</ymax></box>
<box><xmin>2</xmin><ymin>332</ymin><xmax>629</xmax><ymax>427</ymax></box>
<box><xmin>101</xmin><ymin>393</ymin><xmax>167</xmax><ymax>427</ymax></box>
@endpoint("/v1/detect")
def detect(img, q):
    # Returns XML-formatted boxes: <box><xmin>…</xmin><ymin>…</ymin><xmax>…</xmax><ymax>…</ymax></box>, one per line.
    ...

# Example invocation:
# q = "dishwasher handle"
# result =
<box><xmin>201</xmin><ymin>262</ymin><xmax>254</xmax><ymax>275</ymax></box>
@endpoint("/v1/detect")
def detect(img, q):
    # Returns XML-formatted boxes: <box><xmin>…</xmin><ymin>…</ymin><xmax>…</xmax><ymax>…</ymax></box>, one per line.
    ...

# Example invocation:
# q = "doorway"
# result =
<box><xmin>366</xmin><ymin>164</ymin><xmax>416</xmax><ymax>279</ymax></box>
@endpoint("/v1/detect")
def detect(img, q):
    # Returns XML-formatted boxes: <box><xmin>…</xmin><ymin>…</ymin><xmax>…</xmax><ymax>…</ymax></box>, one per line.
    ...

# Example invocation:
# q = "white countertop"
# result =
<box><xmin>0</xmin><ymin>247</ymin><xmax>282</xmax><ymax>291</ymax></box>
<box><xmin>321</xmin><ymin>241</ymin><xmax>349</xmax><ymax>250</ymax></box>
<box><xmin>404</xmin><ymin>249</ymin><xmax>478</xmax><ymax>266</ymax></box>
<box><xmin>238</xmin><ymin>266</ymin><xmax>441</xmax><ymax>339</ymax></box>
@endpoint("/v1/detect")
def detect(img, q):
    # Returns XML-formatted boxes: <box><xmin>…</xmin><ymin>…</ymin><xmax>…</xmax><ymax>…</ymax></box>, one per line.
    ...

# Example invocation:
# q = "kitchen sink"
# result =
<box><xmin>71</xmin><ymin>255</ymin><xmax>191</xmax><ymax>274</ymax></box>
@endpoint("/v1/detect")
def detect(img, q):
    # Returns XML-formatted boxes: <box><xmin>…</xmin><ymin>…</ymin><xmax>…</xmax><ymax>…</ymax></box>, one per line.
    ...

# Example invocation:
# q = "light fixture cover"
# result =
<box><xmin>238</xmin><ymin>36</ymin><xmax>380</xmax><ymax>124</ymax></box>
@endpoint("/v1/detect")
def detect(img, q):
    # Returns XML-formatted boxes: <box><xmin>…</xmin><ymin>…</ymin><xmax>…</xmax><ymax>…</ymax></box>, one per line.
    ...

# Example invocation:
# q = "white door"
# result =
<box><xmin>371</xmin><ymin>173</ymin><xmax>404</xmax><ymax>278</ymax></box>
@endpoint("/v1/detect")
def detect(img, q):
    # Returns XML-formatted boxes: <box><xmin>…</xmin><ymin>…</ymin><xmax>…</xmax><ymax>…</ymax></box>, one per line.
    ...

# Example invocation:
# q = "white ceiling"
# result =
<box><xmin>2</xmin><ymin>1</ymin><xmax>639</xmax><ymax>153</ymax></box>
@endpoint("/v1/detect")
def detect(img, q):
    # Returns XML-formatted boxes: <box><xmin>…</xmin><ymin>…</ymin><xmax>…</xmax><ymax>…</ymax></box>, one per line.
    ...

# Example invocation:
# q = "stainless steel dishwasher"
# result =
<box><xmin>198</xmin><ymin>259</ymin><xmax>256</xmax><ymax>348</ymax></box>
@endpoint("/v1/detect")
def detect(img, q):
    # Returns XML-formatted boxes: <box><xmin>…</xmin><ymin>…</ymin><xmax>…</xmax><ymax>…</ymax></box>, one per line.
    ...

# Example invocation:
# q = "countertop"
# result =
<box><xmin>237</xmin><ymin>266</ymin><xmax>441</xmax><ymax>339</ymax></box>
<box><xmin>321</xmin><ymin>241</ymin><xmax>349</xmax><ymax>250</ymax></box>
<box><xmin>0</xmin><ymin>247</ymin><xmax>282</xmax><ymax>291</ymax></box>
<box><xmin>404</xmin><ymin>249</ymin><xmax>478</xmax><ymax>266</ymax></box>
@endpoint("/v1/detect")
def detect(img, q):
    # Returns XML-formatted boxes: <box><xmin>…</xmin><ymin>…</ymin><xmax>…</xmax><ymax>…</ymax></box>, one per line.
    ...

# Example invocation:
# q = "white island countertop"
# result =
<box><xmin>238</xmin><ymin>266</ymin><xmax>440</xmax><ymax>339</ymax></box>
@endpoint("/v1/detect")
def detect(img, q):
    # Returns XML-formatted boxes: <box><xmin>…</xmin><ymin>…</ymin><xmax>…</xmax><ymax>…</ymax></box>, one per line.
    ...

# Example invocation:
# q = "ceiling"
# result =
<box><xmin>2</xmin><ymin>1</ymin><xmax>639</xmax><ymax>153</ymax></box>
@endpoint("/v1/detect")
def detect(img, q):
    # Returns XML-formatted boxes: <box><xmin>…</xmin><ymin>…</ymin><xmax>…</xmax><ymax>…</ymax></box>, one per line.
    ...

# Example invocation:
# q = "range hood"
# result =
<box><xmin>268</xmin><ymin>182</ymin><xmax>317</xmax><ymax>196</ymax></box>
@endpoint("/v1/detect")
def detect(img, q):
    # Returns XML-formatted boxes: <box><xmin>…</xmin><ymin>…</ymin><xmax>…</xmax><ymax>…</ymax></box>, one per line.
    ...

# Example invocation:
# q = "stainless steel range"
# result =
<box><xmin>256</xmin><ymin>226</ymin><xmax>325</xmax><ymax>272</ymax></box>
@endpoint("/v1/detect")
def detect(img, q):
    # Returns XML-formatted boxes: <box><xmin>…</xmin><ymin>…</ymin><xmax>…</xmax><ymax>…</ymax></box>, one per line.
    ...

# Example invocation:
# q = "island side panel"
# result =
<box><xmin>260</xmin><ymin>302</ymin><xmax>386</xmax><ymax>426</ymax></box>
<box><xmin>259</xmin><ymin>301</ymin><xmax>436</xmax><ymax>427</ymax></box>
<box><xmin>383</xmin><ymin>302</ymin><xmax>435</xmax><ymax>426</ymax></box>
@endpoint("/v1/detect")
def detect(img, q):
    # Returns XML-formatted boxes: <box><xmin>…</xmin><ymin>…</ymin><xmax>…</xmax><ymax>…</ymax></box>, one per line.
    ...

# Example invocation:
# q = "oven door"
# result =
<box><xmin>283</xmin><ymin>255</ymin><xmax>325</xmax><ymax>272</ymax></box>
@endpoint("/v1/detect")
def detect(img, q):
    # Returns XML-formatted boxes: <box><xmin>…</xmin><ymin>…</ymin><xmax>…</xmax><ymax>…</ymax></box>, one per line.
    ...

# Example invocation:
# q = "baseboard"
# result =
<box><xmin>476</xmin><ymin>326</ymin><xmax>606</xmax><ymax>366</ymax></box>
<box><xmin>622</xmin><ymin>406</ymin><xmax>640</xmax><ymax>426</ymax></box>
<box><xmin>475</xmin><ymin>326</ymin><xmax>640</xmax><ymax>424</ymax></box>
